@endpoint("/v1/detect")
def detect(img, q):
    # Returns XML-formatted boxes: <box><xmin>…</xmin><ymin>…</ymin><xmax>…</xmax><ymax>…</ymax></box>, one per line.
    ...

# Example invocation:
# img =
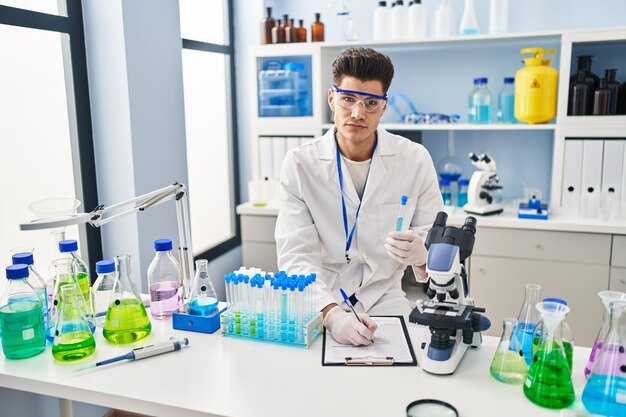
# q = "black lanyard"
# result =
<box><xmin>335</xmin><ymin>130</ymin><xmax>378</xmax><ymax>264</ymax></box>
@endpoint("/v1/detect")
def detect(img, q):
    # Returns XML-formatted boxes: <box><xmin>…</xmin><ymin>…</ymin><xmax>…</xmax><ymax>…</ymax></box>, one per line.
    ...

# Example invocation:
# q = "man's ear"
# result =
<box><xmin>328</xmin><ymin>88</ymin><xmax>335</xmax><ymax>112</ymax></box>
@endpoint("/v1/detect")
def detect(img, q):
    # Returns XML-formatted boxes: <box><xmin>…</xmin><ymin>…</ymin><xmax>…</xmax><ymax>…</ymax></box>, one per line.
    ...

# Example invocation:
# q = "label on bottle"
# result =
<box><xmin>617</xmin><ymin>391</ymin><xmax>626</xmax><ymax>404</ymax></box>
<box><xmin>22</xmin><ymin>327</ymin><xmax>34</xmax><ymax>340</ymax></box>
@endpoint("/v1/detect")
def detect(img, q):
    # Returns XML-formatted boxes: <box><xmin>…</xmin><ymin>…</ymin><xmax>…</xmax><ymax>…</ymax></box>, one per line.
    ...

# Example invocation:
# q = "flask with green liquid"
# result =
<box><xmin>52</xmin><ymin>284</ymin><xmax>96</xmax><ymax>362</ymax></box>
<box><xmin>490</xmin><ymin>318</ymin><xmax>528</xmax><ymax>384</ymax></box>
<box><xmin>103</xmin><ymin>254</ymin><xmax>151</xmax><ymax>344</ymax></box>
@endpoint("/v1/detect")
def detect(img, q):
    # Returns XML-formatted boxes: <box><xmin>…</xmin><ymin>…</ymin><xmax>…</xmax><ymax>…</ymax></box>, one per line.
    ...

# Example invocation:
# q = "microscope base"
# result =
<box><xmin>463</xmin><ymin>203</ymin><xmax>504</xmax><ymax>216</ymax></box>
<box><xmin>418</xmin><ymin>333</ymin><xmax>469</xmax><ymax>375</ymax></box>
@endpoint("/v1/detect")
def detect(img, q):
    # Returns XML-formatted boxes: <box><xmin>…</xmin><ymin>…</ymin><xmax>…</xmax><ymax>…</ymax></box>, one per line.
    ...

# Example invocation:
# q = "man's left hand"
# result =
<box><xmin>385</xmin><ymin>230</ymin><xmax>427</xmax><ymax>266</ymax></box>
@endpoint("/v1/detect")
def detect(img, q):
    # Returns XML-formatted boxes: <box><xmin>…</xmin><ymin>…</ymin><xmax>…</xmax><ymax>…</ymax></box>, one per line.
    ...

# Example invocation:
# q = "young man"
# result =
<box><xmin>275</xmin><ymin>47</ymin><xmax>442</xmax><ymax>346</ymax></box>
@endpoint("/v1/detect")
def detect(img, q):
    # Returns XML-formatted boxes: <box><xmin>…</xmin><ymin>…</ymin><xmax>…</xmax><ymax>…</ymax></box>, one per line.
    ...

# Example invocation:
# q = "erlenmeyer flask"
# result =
<box><xmin>582</xmin><ymin>300</ymin><xmax>626</xmax><ymax>416</ymax></box>
<box><xmin>490</xmin><ymin>318</ymin><xmax>528</xmax><ymax>384</ymax></box>
<box><xmin>103</xmin><ymin>254</ymin><xmax>151</xmax><ymax>344</ymax></box>
<box><xmin>585</xmin><ymin>291</ymin><xmax>626</xmax><ymax>378</ymax></box>
<box><xmin>523</xmin><ymin>301</ymin><xmax>575</xmax><ymax>409</ymax></box>
<box><xmin>515</xmin><ymin>284</ymin><xmax>541</xmax><ymax>365</ymax></box>
<box><xmin>52</xmin><ymin>284</ymin><xmax>96</xmax><ymax>362</ymax></box>
<box><xmin>532</xmin><ymin>298</ymin><xmax>574</xmax><ymax>373</ymax></box>
<box><xmin>188</xmin><ymin>259</ymin><xmax>218</xmax><ymax>315</ymax></box>
<box><xmin>48</xmin><ymin>258</ymin><xmax>94</xmax><ymax>343</ymax></box>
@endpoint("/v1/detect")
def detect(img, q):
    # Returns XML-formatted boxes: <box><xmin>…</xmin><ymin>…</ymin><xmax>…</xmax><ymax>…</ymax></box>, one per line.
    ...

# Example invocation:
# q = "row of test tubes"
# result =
<box><xmin>221</xmin><ymin>268</ymin><xmax>319</xmax><ymax>346</ymax></box>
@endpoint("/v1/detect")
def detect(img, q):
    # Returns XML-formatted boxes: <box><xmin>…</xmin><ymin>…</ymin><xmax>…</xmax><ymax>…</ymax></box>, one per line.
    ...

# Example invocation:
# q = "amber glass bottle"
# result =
<box><xmin>271</xmin><ymin>19</ymin><xmax>285</xmax><ymax>44</ymax></box>
<box><xmin>297</xmin><ymin>19</ymin><xmax>307</xmax><ymax>42</ymax></box>
<box><xmin>311</xmin><ymin>13</ymin><xmax>324</xmax><ymax>42</ymax></box>
<box><xmin>286</xmin><ymin>18</ymin><xmax>298</xmax><ymax>43</ymax></box>
<box><xmin>260</xmin><ymin>7</ymin><xmax>275</xmax><ymax>45</ymax></box>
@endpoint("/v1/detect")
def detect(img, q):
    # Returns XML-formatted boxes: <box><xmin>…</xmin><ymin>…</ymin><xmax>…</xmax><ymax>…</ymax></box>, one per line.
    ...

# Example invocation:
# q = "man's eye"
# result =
<box><xmin>342</xmin><ymin>96</ymin><xmax>356</xmax><ymax>103</ymax></box>
<box><xmin>367</xmin><ymin>100</ymin><xmax>380</xmax><ymax>106</ymax></box>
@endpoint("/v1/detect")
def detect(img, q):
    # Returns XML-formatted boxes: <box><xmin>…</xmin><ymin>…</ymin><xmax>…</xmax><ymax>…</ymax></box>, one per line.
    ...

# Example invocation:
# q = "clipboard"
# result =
<box><xmin>321</xmin><ymin>315</ymin><xmax>417</xmax><ymax>366</ymax></box>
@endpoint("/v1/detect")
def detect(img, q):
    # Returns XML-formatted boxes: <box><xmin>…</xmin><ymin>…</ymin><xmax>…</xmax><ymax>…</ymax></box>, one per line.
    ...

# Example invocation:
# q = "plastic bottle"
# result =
<box><xmin>92</xmin><ymin>260</ymin><xmax>116</xmax><ymax>327</ymax></box>
<box><xmin>147</xmin><ymin>239</ymin><xmax>183</xmax><ymax>319</ymax></box>
<box><xmin>569</xmin><ymin>71</ymin><xmax>590</xmax><ymax>116</ymax></box>
<box><xmin>311</xmin><ymin>13</ymin><xmax>324</xmax><ymax>42</ymax></box>
<box><xmin>391</xmin><ymin>0</ymin><xmax>408</xmax><ymax>40</ymax></box>
<box><xmin>58</xmin><ymin>240</ymin><xmax>93</xmax><ymax>316</ymax></box>
<box><xmin>440</xmin><ymin>179</ymin><xmax>452</xmax><ymax>206</ymax></box>
<box><xmin>593</xmin><ymin>78</ymin><xmax>611</xmax><ymax>116</ymax></box>
<box><xmin>605</xmin><ymin>69</ymin><xmax>620</xmax><ymax>115</ymax></box>
<box><xmin>0</xmin><ymin>265</ymin><xmax>46</xmax><ymax>359</ymax></box>
<box><xmin>260</xmin><ymin>7</ymin><xmax>275</xmax><ymax>45</ymax></box>
<box><xmin>373</xmin><ymin>1</ymin><xmax>391</xmax><ymax>41</ymax></box>
<box><xmin>489</xmin><ymin>0</ymin><xmax>508</xmax><ymax>33</ymax></box>
<box><xmin>433</xmin><ymin>0</ymin><xmax>454</xmax><ymax>37</ymax></box>
<box><xmin>408</xmin><ymin>0</ymin><xmax>426</xmax><ymax>39</ymax></box>
<box><xmin>459</xmin><ymin>0</ymin><xmax>479</xmax><ymax>35</ymax></box>
<box><xmin>297</xmin><ymin>19</ymin><xmax>307</xmax><ymax>43</ymax></box>
<box><xmin>271</xmin><ymin>19</ymin><xmax>285</xmax><ymax>44</ymax></box>
<box><xmin>11</xmin><ymin>251</ymin><xmax>48</xmax><ymax>328</ymax></box>
<box><xmin>457</xmin><ymin>178</ymin><xmax>469</xmax><ymax>207</ymax></box>
<box><xmin>469</xmin><ymin>77</ymin><xmax>492</xmax><ymax>124</ymax></box>
<box><xmin>497</xmin><ymin>77</ymin><xmax>515</xmax><ymax>123</ymax></box>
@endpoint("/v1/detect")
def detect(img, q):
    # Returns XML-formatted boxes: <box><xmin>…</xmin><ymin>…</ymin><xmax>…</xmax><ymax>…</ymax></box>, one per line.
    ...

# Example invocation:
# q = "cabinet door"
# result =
<box><xmin>610</xmin><ymin>267</ymin><xmax>626</xmax><ymax>293</ymax></box>
<box><xmin>242</xmin><ymin>241</ymin><xmax>278</xmax><ymax>272</ymax></box>
<box><xmin>612</xmin><ymin>236</ymin><xmax>626</xmax><ymax>268</ymax></box>
<box><xmin>470</xmin><ymin>255</ymin><xmax>609</xmax><ymax>347</ymax></box>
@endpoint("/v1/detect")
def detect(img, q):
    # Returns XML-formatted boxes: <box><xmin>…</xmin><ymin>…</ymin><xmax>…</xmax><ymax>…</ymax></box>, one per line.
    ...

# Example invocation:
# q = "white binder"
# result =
<box><xmin>286</xmin><ymin>136</ymin><xmax>300</xmax><ymax>152</ymax></box>
<box><xmin>601</xmin><ymin>140</ymin><xmax>624</xmax><ymax>202</ymax></box>
<box><xmin>272</xmin><ymin>137</ymin><xmax>287</xmax><ymax>179</ymax></box>
<box><xmin>580</xmin><ymin>140</ymin><xmax>604</xmax><ymax>214</ymax></box>
<box><xmin>259</xmin><ymin>136</ymin><xmax>273</xmax><ymax>180</ymax></box>
<box><xmin>561</xmin><ymin>140</ymin><xmax>583</xmax><ymax>209</ymax></box>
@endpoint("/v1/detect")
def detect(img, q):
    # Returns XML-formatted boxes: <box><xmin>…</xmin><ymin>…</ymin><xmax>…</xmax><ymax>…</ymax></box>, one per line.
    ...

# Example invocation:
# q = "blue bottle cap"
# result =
<box><xmin>439</xmin><ymin>179</ymin><xmax>451</xmax><ymax>186</ymax></box>
<box><xmin>459</xmin><ymin>178</ymin><xmax>470</xmax><ymax>185</ymax></box>
<box><xmin>504</xmin><ymin>77</ymin><xmax>514</xmax><ymax>84</ymax></box>
<box><xmin>6</xmin><ymin>264</ymin><xmax>29</xmax><ymax>279</ymax></box>
<box><xmin>12</xmin><ymin>252</ymin><xmax>34</xmax><ymax>266</ymax></box>
<box><xmin>400</xmin><ymin>195</ymin><xmax>408</xmax><ymax>205</ymax></box>
<box><xmin>154</xmin><ymin>239</ymin><xmax>173</xmax><ymax>251</ymax></box>
<box><xmin>544</xmin><ymin>297</ymin><xmax>567</xmax><ymax>306</ymax></box>
<box><xmin>480</xmin><ymin>77</ymin><xmax>488</xmax><ymax>84</ymax></box>
<box><xmin>473</xmin><ymin>78</ymin><xmax>482</xmax><ymax>85</ymax></box>
<box><xmin>96</xmin><ymin>260</ymin><xmax>115</xmax><ymax>274</ymax></box>
<box><xmin>59</xmin><ymin>239</ymin><xmax>78</xmax><ymax>252</ymax></box>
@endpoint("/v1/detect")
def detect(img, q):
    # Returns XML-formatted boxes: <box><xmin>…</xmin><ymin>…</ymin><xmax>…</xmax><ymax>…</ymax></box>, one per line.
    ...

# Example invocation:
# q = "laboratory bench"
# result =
<box><xmin>237</xmin><ymin>202</ymin><xmax>626</xmax><ymax>347</ymax></box>
<box><xmin>0</xmin><ymin>311</ymin><xmax>593</xmax><ymax>417</ymax></box>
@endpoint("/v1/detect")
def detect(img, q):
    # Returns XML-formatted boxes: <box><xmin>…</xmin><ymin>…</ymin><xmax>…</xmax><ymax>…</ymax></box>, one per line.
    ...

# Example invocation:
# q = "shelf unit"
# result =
<box><xmin>248</xmin><ymin>27</ymin><xmax>626</xmax><ymax>209</ymax></box>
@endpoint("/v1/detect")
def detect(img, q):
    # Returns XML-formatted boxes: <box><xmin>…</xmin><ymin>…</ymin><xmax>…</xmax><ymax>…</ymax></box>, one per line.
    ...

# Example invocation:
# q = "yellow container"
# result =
<box><xmin>514</xmin><ymin>48</ymin><xmax>558</xmax><ymax>124</ymax></box>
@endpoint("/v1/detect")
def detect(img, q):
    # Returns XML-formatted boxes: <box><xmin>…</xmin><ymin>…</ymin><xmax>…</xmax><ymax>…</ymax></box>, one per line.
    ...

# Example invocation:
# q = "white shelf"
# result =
<box><xmin>321</xmin><ymin>123</ymin><xmax>556</xmax><ymax>131</ymax></box>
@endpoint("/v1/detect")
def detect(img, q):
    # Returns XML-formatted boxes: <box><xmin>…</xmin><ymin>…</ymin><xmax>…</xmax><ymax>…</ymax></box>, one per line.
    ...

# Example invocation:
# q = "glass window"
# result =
<box><xmin>0</xmin><ymin>0</ymin><xmax>65</xmax><ymax>16</ymax></box>
<box><xmin>179</xmin><ymin>0</ymin><xmax>228</xmax><ymax>45</ymax></box>
<box><xmin>182</xmin><ymin>49</ymin><xmax>234</xmax><ymax>254</ymax></box>
<box><xmin>0</xmin><ymin>24</ymin><xmax>81</xmax><ymax>292</ymax></box>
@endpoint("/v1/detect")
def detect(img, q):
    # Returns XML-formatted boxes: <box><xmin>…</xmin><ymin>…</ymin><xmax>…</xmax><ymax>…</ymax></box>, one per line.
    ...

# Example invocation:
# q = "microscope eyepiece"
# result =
<box><xmin>434</xmin><ymin>211</ymin><xmax>448</xmax><ymax>227</ymax></box>
<box><xmin>462</xmin><ymin>216</ymin><xmax>477</xmax><ymax>235</ymax></box>
<box><xmin>482</xmin><ymin>154</ymin><xmax>492</xmax><ymax>163</ymax></box>
<box><xmin>468</xmin><ymin>152</ymin><xmax>479</xmax><ymax>162</ymax></box>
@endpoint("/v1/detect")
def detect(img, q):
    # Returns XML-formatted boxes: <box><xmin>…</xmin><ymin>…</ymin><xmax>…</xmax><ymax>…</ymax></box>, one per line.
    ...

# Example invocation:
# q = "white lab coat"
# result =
<box><xmin>275</xmin><ymin>127</ymin><xmax>443</xmax><ymax>318</ymax></box>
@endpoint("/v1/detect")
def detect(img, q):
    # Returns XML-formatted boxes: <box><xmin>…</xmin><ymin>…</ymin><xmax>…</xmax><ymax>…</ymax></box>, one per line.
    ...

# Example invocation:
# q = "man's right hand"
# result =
<box><xmin>322</xmin><ymin>305</ymin><xmax>377</xmax><ymax>346</ymax></box>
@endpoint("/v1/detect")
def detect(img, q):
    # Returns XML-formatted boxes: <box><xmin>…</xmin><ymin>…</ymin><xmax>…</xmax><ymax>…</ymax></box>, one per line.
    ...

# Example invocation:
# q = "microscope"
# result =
<box><xmin>409</xmin><ymin>212</ymin><xmax>490</xmax><ymax>375</ymax></box>
<box><xmin>463</xmin><ymin>152</ymin><xmax>504</xmax><ymax>215</ymax></box>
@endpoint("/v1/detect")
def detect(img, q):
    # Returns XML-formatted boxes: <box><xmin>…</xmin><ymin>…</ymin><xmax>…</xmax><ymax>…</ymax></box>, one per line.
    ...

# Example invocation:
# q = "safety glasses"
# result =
<box><xmin>331</xmin><ymin>85</ymin><xmax>388</xmax><ymax>113</ymax></box>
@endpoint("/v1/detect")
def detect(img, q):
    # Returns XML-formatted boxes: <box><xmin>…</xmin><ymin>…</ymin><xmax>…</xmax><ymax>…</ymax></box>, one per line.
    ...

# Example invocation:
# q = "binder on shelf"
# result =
<box><xmin>561</xmin><ymin>139</ymin><xmax>583</xmax><ymax>210</ymax></box>
<box><xmin>601</xmin><ymin>140</ymin><xmax>624</xmax><ymax>202</ymax></box>
<box><xmin>259</xmin><ymin>136</ymin><xmax>273</xmax><ymax>180</ymax></box>
<box><xmin>580</xmin><ymin>139</ymin><xmax>604</xmax><ymax>214</ymax></box>
<box><xmin>286</xmin><ymin>136</ymin><xmax>300</xmax><ymax>152</ymax></box>
<box><xmin>272</xmin><ymin>137</ymin><xmax>287</xmax><ymax>179</ymax></box>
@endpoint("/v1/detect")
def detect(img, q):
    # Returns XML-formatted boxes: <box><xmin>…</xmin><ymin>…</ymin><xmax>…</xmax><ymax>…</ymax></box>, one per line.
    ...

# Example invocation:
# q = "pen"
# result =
<box><xmin>339</xmin><ymin>288</ymin><xmax>364</xmax><ymax>325</ymax></box>
<box><xmin>74</xmin><ymin>337</ymin><xmax>189</xmax><ymax>372</ymax></box>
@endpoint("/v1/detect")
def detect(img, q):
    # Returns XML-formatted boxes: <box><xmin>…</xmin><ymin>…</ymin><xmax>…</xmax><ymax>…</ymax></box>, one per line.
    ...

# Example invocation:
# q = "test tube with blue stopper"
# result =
<box><xmin>396</xmin><ymin>195</ymin><xmax>409</xmax><ymax>232</ymax></box>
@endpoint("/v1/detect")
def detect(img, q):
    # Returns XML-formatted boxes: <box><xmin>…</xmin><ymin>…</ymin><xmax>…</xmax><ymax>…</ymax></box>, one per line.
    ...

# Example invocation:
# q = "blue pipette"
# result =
<box><xmin>74</xmin><ymin>337</ymin><xmax>189</xmax><ymax>372</ymax></box>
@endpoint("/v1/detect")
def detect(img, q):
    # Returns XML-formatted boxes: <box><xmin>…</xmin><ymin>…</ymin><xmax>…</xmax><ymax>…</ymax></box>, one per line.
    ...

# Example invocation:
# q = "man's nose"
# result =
<box><xmin>351</xmin><ymin>101</ymin><xmax>366</xmax><ymax>119</ymax></box>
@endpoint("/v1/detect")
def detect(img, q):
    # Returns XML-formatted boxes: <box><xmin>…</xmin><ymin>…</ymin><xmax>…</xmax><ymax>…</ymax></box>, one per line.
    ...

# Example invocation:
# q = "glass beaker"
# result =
<box><xmin>103</xmin><ymin>254</ymin><xmax>151</xmax><ymax>344</ymax></box>
<box><xmin>523</xmin><ymin>301</ymin><xmax>575</xmax><ymax>409</ymax></box>
<box><xmin>515</xmin><ymin>284</ymin><xmax>541</xmax><ymax>365</ymax></box>
<box><xmin>52</xmin><ymin>284</ymin><xmax>96</xmax><ymax>362</ymax></box>
<box><xmin>48</xmin><ymin>258</ymin><xmax>94</xmax><ymax>343</ymax></box>
<box><xmin>585</xmin><ymin>291</ymin><xmax>626</xmax><ymax>378</ymax></box>
<box><xmin>188</xmin><ymin>259</ymin><xmax>218</xmax><ymax>315</ymax></box>
<box><xmin>582</xmin><ymin>301</ymin><xmax>626</xmax><ymax>416</ymax></box>
<box><xmin>490</xmin><ymin>318</ymin><xmax>528</xmax><ymax>384</ymax></box>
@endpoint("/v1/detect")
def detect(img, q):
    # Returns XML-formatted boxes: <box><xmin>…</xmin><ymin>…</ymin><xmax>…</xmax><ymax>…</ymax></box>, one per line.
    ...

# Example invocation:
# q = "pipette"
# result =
<box><xmin>75</xmin><ymin>337</ymin><xmax>189</xmax><ymax>372</ymax></box>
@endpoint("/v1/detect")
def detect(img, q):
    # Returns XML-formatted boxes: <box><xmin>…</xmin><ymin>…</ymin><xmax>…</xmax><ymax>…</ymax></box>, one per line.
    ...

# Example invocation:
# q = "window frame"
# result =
<box><xmin>0</xmin><ymin>1</ymin><xmax>102</xmax><ymax>273</ymax></box>
<box><xmin>181</xmin><ymin>0</ymin><xmax>241</xmax><ymax>261</ymax></box>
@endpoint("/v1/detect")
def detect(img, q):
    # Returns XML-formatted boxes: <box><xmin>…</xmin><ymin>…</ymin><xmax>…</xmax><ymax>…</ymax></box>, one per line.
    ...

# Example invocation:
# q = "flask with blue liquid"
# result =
<box><xmin>497</xmin><ymin>77</ymin><xmax>516</xmax><ymax>123</ymax></box>
<box><xmin>439</xmin><ymin>179</ymin><xmax>452</xmax><ymax>206</ymax></box>
<box><xmin>514</xmin><ymin>284</ymin><xmax>541</xmax><ymax>366</ymax></box>
<box><xmin>189</xmin><ymin>259</ymin><xmax>218</xmax><ymax>315</ymax></box>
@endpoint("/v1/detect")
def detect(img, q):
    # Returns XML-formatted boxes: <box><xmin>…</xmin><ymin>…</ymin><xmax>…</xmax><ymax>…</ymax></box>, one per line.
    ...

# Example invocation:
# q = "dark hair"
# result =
<box><xmin>331</xmin><ymin>47</ymin><xmax>394</xmax><ymax>93</ymax></box>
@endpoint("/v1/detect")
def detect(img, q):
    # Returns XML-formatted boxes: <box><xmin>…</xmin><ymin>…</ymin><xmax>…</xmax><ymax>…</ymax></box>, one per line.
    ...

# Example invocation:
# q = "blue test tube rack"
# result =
<box><xmin>220</xmin><ymin>269</ymin><xmax>323</xmax><ymax>348</ymax></box>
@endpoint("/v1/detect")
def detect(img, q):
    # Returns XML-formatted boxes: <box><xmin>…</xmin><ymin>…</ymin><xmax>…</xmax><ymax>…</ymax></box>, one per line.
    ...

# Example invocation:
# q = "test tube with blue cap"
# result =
<box><xmin>396</xmin><ymin>195</ymin><xmax>410</xmax><ymax>232</ymax></box>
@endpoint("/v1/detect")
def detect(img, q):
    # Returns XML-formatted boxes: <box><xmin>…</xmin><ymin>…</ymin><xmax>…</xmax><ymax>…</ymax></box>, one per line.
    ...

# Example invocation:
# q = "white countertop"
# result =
<box><xmin>237</xmin><ymin>201</ymin><xmax>626</xmax><ymax>235</ymax></box>
<box><xmin>0</xmin><ymin>312</ymin><xmax>592</xmax><ymax>417</ymax></box>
